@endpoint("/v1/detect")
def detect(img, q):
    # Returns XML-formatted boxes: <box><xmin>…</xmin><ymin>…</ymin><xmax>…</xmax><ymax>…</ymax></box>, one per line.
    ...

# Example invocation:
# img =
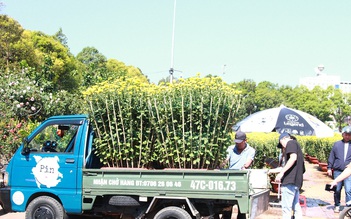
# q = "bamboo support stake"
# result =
<box><xmin>168</xmin><ymin>96</ymin><xmax>178</xmax><ymax>168</ymax></box>
<box><xmin>153</xmin><ymin>98</ymin><xmax>167</xmax><ymax>160</ymax></box>
<box><xmin>138</xmin><ymin>98</ymin><xmax>143</xmax><ymax>168</ymax></box>
<box><xmin>88</xmin><ymin>99</ymin><xmax>101</xmax><ymax>140</ymax></box>
<box><xmin>111</xmin><ymin>98</ymin><xmax>122</xmax><ymax>167</ymax></box>
<box><xmin>198</xmin><ymin>96</ymin><xmax>204</xmax><ymax>169</ymax></box>
<box><xmin>105</xmin><ymin>98</ymin><xmax>116</xmax><ymax>167</ymax></box>
<box><xmin>162</xmin><ymin>96</ymin><xmax>173</xmax><ymax>167</ymax></box>
<box><xmin>97</xmin><ymin>96</ymin><xmax>110</xmax><ymax>167</ymax></box>
<box><xmin>128</xmin><ymin>97</ymin><xmax>134</xmax><ymax>168</ymax></box>
<box><xmin>117</xmin><ymin>98</ymin><xmax>127</xmax><ymax>167</ymax></box>
<box><xmin>181</xmin><ymin>92</ymin><xmax>186</xmax><ymax>168</ymax></box>
<box><xmin>202</xmin><ymin>96</ymin><xmax>213</xmax><ymax>169</ymax></box>
<box><xmin>189</xmin><ymin>93</ymin><xmax>193</xmax><ymax>169</ymax></box>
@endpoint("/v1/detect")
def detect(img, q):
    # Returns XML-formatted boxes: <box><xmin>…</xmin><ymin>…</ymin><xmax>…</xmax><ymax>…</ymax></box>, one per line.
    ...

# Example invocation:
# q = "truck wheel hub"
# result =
<box><xmin>33</xmin><ymin>206</ymin><xmax>54</xmax><ymax>219</ymax></box>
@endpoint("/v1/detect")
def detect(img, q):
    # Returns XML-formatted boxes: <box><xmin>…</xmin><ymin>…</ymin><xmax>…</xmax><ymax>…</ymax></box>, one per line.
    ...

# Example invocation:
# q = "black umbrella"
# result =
<box><xmin>233</xmin><ymin>105</ymin><xmax>334</xmax><ymax>137</ymax></box>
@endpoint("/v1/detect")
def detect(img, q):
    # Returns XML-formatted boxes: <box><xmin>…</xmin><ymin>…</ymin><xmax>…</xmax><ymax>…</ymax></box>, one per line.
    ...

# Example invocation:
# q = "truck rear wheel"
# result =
<box><xmin>154</xmin><ymin>206</ymin><xmax>192</xmax><ymax>219</ymax></box>
<box><xmin>25</xmin><ymin>196</ymin><xmax>67</xmax><ymax>219</ymax></box>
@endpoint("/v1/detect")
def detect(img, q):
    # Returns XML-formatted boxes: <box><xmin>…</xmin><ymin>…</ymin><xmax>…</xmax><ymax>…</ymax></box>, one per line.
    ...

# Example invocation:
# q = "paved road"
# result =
<box><xmin>257</xmin><ymin>161</ymin><xmax>342</xmax><ymax>219</ymax></box>
<box><xmin>0</xmin><ymin>161</ymin><xmax>343</xmax><ymax>219</ymax></box>
<box><xmin>0</xmin><ymin>207</ymin><xmax>24</xmax><ymax>219</ymax></box>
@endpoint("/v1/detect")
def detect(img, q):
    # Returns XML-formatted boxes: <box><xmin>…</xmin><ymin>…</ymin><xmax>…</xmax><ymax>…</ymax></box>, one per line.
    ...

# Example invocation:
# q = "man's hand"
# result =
<box><xmin>329</xmin><ymin>181</ymin><xmax>337</xmax><ymax>190</ymax></box>
<box><xmin>275</xmin><ymin>172</ymin><xmax>284</xmax><ymax>183</ymax></box>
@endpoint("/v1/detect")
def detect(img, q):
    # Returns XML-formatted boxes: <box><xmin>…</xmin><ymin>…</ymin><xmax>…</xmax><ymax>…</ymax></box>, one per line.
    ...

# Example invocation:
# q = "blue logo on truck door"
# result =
<box><xmin>32</xmin><ymin>155</ymin><xmax>63</xmax><ymax>188</ymax></box>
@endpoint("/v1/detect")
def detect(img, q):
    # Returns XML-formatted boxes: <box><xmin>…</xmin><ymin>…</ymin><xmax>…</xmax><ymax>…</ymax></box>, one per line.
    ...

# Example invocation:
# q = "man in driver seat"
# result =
<box><xmin>57</xmin><ymin>128</ymin><xmax>65</xmax><ymax>138</ymax></box>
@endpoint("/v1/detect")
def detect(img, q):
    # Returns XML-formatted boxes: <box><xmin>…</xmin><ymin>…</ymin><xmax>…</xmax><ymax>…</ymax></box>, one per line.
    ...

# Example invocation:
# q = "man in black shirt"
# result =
<box><xmin>274</xmin><ymin>132</ymin><xmax>305</xmax><ymax>219</ymax></box>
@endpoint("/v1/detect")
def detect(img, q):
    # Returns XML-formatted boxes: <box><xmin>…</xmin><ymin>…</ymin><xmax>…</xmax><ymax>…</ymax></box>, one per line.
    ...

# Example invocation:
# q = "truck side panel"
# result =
<box><xmin>83</xmin><ymin>168</ymin><xmax>251</xmax><ymax>213</ymax></box>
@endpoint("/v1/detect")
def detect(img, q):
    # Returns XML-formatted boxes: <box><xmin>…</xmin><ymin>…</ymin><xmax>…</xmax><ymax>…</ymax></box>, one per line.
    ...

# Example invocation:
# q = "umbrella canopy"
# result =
<box><xmin>233</xmin><ymin>105</ymin><xmax>334</xmax><ymax>137</ymax></box>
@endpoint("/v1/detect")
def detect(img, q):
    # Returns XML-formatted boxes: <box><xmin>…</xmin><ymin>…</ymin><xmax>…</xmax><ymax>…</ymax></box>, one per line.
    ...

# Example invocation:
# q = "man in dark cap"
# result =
<box><xmin>327</xmin><ymin>126</ymin><xmax>351</xmax><ymax>213</ymax></box>
<box><xmin>274</xmin><ymin>132</ymin><xmax>305</xmax><ymax>219</ymax></box>
<box><xmin>221</xmin><ymin>131</ymin><xmax>256</xmax><ymax>170</ymax></box>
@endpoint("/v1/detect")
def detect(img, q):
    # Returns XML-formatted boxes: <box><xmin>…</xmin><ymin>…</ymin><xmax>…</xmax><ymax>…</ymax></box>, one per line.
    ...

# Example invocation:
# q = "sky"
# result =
<box><xmin>1</xmin><ymin>0</ymin><xmax>351</xmax><ymax>86</ymax></box>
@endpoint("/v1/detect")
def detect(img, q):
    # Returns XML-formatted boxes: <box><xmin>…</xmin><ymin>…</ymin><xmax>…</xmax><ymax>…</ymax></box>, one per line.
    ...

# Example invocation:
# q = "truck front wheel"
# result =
<box><xmin>154</xmin><ymin>206</ymin><xmax>192</xmax><ymax>219</ymax></box>
<box><xmin>25</xmin><ymin>196</ymin><xmax>67</xmax><ymax>219</ymax></box>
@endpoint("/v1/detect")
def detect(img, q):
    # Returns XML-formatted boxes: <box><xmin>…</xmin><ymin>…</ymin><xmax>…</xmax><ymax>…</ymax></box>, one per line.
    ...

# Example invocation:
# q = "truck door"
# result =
<box><xmin>10</xmin><ymin>118</ymin><xmax>86</xmax><ymax>213</ymax></box>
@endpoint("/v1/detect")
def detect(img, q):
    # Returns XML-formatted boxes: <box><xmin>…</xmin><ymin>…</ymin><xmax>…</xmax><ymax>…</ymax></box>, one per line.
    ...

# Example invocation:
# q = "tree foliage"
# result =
<box><xmin>54</xmin><ymin>28</ymin><xmax>68</xmax><ymax>48</ymax></box>
<box><xmin>0</xmin><ymin>14</ymin><xmax>24</xmax><ymax>70</ymax></box>
<box><xmin>77</xmin><ymin>47</ymin><xmax>149</xmax><ymax>87</ymax></box>
<box><xmin>253</xmin><ymin>81</ymin><xmax>284</xmax><ymax>111</ymax></box>
<box><xmin>25</xmin><ymin>31</ymin><xmax>81</xmax><ymax>92</ymax></box>
<box><xmin>234</xmin><ymin>79</ymin><xmax>257</xmax><ymax>122</ymax></box>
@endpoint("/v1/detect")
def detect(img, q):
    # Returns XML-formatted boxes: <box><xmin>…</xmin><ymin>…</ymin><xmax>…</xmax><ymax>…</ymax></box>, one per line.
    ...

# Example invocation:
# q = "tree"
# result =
<box><xmin>310</xmin><ymin>86</ymin><xmax>336</xmax><ymax>121</ymax></box>
<box><xmin>54</xmin><ymin>28</ymin><xmax>68</xmax><ymax>48</ymax></box>
<box><xmin>106</xmin><ymin>59</ymin><xmax>127</xmax><ymax>77</ymax></box>
<box><xmin>77</xmin><ymin>48</ymin><xmax>149</xmax><ymax>87</ymax></box>
<box><xmin>253</xmin><ymin>81</ymin><xmax>284</xmax><ymax>111</ymax></box>
<box><xmin>326</xmin><ymin>87</ymin><xmax>351</xmax><ymax>131</ymax></box>
<box><xmin>27</xmin><ymin>31</ymin><xmax>81</xmax><ymax>92</ymax></box>
<box><xmin>76</xmin><ymin>47</ymin><xmax>107</xmax><ymax>87</ymax></box>
<box><xmin>0</xmin><ymin>15</ymin><xmax>24</xmax><ymax>70</ymax></box>
<box><xmin>14</xmin><ymin>30</ymin><xmax>40</xmax><ymax>69</ymax></box>
<box><xmin>234</xmin><ymin>79</ymin><xmax>257</xmax><ymax>121</ymax></box>
<box><xmin>77</xmin><ymin>46</ymin><xmax>106</xmax><ymax>66</ymax></box>
<box><xmin>106</xmin><ymin>59</ymin><xmax>148</xmax><ymax>83</ymax></box>
<box><xmin>289</xmin><ymin>85</ymin><xmax>332</xmax><ymax>122</ymax></box>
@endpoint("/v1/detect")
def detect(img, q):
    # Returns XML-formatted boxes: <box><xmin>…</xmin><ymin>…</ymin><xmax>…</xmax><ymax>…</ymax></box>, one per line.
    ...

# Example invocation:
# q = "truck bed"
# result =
<box><xmin>84</xmin><ymin>168</ymin><xmax>250</xmax><ymax>199</ymax></box>
<box><xmin>82</xmin><ymin>168</ymin><xmax>270</xmax><ymax>216</ymax></box>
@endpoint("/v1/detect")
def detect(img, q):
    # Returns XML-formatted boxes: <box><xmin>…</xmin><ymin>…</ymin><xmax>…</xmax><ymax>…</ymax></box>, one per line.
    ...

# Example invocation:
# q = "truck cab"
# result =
<box><xmin>0</xmin><ymin>115</ymin><xmax>91</xmax><ymax>217</ymax></box>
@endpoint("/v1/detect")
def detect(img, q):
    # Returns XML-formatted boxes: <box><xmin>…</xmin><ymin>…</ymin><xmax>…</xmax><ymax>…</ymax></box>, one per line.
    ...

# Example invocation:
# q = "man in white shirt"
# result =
<box><xmin>222</xmin><ymin>131</ymin><xmax>255</xmax><ymax>170</ymax></box>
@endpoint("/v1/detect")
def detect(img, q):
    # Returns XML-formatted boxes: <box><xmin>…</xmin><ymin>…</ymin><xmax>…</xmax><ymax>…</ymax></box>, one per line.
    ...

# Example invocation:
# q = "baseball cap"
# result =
<box><xmin>342</xmin><ymin>126</ymin><xmax>351</xmax><ymax>134</ymax></box>
<box><xmin>234</xmin><ymin>131</ymin><xmax>246</xmax><ymax>143</ymax></box>
<box><xmin>277</xmin><ymin>132</ymin><xmax>290</xmax><ymax>148</ymax></box>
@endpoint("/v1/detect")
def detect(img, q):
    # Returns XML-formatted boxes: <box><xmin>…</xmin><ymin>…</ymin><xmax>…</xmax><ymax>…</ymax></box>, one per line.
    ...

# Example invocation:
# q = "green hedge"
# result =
<box><xmin>246</xmin><ymin>132</ymin><xmax>341</xmax><ymax>168</ymax></box>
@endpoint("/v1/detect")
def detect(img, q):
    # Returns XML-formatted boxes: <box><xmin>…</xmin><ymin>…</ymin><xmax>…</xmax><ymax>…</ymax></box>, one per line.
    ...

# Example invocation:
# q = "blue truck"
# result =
<box><xmin>0</xmin><ymin>114</ymin><xmax>270</xmax><ymax>219</ymax></box>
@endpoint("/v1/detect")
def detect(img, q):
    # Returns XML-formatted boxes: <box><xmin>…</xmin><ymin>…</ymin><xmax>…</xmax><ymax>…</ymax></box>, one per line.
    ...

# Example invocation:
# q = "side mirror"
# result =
<box><xmin>21</xmin><ymin>137</ymin><xmax>30</xmax><ymax>155</ymax></box>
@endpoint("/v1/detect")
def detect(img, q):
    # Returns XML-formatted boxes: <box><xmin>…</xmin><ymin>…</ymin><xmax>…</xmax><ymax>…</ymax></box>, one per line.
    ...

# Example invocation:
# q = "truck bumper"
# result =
<box><xmin>0</xmin><ymin>187</ymin><xmax>12</xmax><ymax>213</ymax></box>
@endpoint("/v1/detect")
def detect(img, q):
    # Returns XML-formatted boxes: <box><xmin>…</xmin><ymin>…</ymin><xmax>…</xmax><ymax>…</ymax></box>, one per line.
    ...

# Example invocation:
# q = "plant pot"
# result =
<box><xmin>318</xmin><ymin>162</ymin><xmax>328</xmax><ymax>172</ymax></box>
<box><xmin>311</xmin><ymin>159</ymin><xmax>319</xmax><ymax>164</ymax></box>
<box><xmin>308</xmin><ymin>156</ymin><xmax>319</xmax><ymax>164</ymax></box>
<box><xmin>270</xmin><ymin>181</ymin><xmax>280</xmax><ymax>193</ymax></box>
